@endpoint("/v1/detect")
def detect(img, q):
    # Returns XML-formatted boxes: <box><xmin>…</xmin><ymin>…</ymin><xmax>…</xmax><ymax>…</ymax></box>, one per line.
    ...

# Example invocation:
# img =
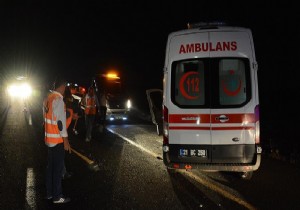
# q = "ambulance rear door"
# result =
<box><xmin>167</xmin><ymin>32</ymin><xmax>212</xmax><ymax>164</ymax></box>
<box><xmin>209</xmin><ymin>30</ymin><xmax>257</xmax><ymax>164</ymax></box>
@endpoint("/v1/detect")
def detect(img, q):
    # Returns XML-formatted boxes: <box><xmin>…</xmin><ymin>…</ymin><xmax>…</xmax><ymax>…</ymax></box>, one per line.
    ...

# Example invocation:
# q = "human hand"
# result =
<box><xmin>63</xmin><ymin>137</ymin><xmax>72</xmax><ymax>154</ymax></box>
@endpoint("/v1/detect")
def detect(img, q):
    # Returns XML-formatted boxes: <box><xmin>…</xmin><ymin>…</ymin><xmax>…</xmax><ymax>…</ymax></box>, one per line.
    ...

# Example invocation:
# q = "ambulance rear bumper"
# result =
<box><xmin>164</xmin><ymin>153</ymin><xmax>261</xmax><ymax>172</ymax></box>
<box><xmin>163</xmin><ymin>146</ymin><xmax>261</xmax><ymax>172</ymax></box>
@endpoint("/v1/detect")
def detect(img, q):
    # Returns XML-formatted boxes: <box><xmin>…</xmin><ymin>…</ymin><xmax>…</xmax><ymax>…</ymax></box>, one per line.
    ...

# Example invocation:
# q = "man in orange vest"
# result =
<box><xmin>43</xmin><ymin>77</ymin><xmax>71</xmax><ymax>204</ymax></box>
<box><xmin>82</xmin><ymin>86</ymin><xmax>99</xmax><ymax>142</ymax></box>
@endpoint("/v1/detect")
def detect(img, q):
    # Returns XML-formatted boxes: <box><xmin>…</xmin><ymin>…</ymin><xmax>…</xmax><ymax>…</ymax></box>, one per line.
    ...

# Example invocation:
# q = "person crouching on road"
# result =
<box><xmin>43</xmin><ymin>77</ymin><xmax>71</xmax><ymax>204</ymax></box>
<box><xmin>82</xmin><ymin>86</ymin><xmax>99</xmax><ymax>142</ymax></box>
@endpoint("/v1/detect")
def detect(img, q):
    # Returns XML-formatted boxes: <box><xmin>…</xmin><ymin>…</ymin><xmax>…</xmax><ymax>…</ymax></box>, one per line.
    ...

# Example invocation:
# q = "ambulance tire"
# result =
<box><xmin>166</xmin><ymin>167</ymin><xmax>177</xmax><ymax>175</ymax></box>
<box><xmin>240</xmin><ymin>171</ymin><xmax>253</xmax><ymax>180</ymax></box>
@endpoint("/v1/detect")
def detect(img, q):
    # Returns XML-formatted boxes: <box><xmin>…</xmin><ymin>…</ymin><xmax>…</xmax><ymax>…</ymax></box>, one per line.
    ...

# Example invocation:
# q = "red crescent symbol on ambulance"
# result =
<box><xmin>221</xmin><ymin>79</ymin><xmax>242</xmax><ymax>96</ymax></box>
<box><xmin>179</xmin><ymin>71</ymin><xmax>199</xmax><ymax>100</ymax></box>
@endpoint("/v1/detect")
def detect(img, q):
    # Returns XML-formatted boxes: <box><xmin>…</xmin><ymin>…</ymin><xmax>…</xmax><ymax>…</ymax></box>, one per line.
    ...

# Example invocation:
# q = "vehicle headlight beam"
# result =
<box><xmin>7</xmin><ymin>83</ymin><xmax>32</xmax><ymax>98</ymax></box>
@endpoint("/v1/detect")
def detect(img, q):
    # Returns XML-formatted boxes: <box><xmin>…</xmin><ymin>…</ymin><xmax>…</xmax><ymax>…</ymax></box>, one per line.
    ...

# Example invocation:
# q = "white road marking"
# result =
<box><xmin>107</xmin><ymin>128</ymin><xmax>160</xmax><ymax>158</ymax></box>
<box><xmin>28</xmin><ymin>113</ymin><xmax>32</xmax><ymax>125</ymax></box>
<box><xmin>107</xmin><ymin>127</ymin><xmax>257</xmax><ymax>210</ymax></box>
<box><xmin>25</xmin><ymin>168</ymin><xmax>36</xmax><ymax>209</ymax></box>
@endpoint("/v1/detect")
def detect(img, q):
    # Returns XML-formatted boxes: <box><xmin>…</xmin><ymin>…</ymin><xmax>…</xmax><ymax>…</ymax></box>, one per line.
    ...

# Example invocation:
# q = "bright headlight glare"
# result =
<box><xmin>21</xmin><ymin>83</ymin><xmax>32</xmax><ymax>97</ymax></box>
<box><xmin>127</xmin><ymin>99</ymin><xmax>132</xmax><ymax>109</ymax></box>
<box><xmin>8</xmin><ymin>85</ymin><xmax>18</xmax><ymax>97</ymax></box>
<box><xmin>7</xmin><ymin>83</ymin><xmax>32</xmax><ymax>98</ymax></box>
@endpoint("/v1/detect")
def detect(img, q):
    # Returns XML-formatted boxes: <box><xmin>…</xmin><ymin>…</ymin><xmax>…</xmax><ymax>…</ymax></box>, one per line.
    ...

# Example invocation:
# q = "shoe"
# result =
<box><xmin>53</xmin><ymin>197</ymin><xmax>71</xmax><ymax>204</ymax></box>
<box><xmin>62</xmin><ymin>171</ymin><xmax>73</xmax><ymax>179</ymax></box>
<box><xmin>45</xmin><ymin>196</ymin><xmax>52</xmax><ymax>200</ymax></box>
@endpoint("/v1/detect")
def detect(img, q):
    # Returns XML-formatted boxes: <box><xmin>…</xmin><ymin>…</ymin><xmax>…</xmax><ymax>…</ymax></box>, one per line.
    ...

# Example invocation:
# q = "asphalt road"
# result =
<box><xmin>0</xmin><ymin>90</ymin><xmax>300</xmax><ymax>210</ymax></box>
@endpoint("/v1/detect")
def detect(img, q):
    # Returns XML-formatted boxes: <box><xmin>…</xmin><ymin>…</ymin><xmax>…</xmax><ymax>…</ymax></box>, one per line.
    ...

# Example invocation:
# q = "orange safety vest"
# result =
<box><xmin>84</xmin><ymin>95</ymin><xmax>97</xmax><ymax>115</ymax></box>
<box><xmin>43</xmin><ymin>92</ymin><xmax>65</xmax><ymax>144</ymax></box>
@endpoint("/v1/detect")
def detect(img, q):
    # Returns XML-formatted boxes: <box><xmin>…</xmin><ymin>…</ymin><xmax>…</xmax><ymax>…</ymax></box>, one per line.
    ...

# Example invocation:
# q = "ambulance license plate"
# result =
<box><xmin>179</xmin><ymin>149</ymin><xmax>207</xmax><ymax>157</ymax></box>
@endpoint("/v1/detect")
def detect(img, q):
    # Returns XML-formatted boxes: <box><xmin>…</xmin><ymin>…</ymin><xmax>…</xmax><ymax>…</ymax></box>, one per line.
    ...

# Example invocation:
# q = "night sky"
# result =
<box><xmin>0</xmin><ymin>1</ymin><xmax>299</xmax><ymax>149</ymax></box>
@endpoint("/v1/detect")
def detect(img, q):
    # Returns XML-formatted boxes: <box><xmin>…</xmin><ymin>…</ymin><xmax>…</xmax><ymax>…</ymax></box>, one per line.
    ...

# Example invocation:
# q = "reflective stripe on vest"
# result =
<box><xmin>85</xmin><ymin>96</ymin><xmax>96</xmax><ymax>115</ymax></box>
<box><xmin>44</xmin><ymin>118</ymin><xmax>57</xmax><ymax>125</ymax></box>
<box><xmin>44</xmin><ymin>93</ymin><xmax>64</xmax><ymax>144</ymax></box>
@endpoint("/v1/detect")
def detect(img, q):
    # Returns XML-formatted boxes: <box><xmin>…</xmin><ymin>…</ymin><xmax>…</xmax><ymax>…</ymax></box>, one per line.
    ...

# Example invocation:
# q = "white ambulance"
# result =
<box><xmin>162</xmin><ymin>22</ymin><xmax>261</xmax><ymax>179</ymax></box>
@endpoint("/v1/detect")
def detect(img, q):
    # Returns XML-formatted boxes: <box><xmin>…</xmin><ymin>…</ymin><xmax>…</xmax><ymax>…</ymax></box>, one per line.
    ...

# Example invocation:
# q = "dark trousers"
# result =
<box><xmin>46</xmin><ymin>143</ymin><xmax>65</xmax><ymax>200</ymax></box>
<box><xmin>99</xmin><ymin>106</ymin><xmax>107</xmax><ymax>125</ymax></box>
<box><xmin>85</xmin><ymin>114</ymin><xmax>95</xmax><ymax>140</ymax></box>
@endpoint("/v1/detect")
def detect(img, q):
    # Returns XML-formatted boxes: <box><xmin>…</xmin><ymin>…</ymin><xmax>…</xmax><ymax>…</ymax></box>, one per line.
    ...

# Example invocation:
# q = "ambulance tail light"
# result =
<box><xmin>163</xmin><ymin>105</ymin><xmax>169</xmax><ymax>145</ymax></box>
<box><xmin>255</xmin><ymin>105</ymin><xmax>260</xmax><ymax>144</ymax></box>
<box><xmin>173</xmin><ymin>163</ymin><xmax>180</xmax><ymax>169</ymax></box>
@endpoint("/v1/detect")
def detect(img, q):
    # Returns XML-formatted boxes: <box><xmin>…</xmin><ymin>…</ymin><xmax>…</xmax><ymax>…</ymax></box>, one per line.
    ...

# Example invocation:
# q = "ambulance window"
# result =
<box><xmin>171</xmin><ymin>59</ymin><xmax>206</xmax><ymax>107</ymax></box>
<box><xmin>218</xmin><ymin>59</ymin><xmax>248</xmax><ymax>105</ymax></box>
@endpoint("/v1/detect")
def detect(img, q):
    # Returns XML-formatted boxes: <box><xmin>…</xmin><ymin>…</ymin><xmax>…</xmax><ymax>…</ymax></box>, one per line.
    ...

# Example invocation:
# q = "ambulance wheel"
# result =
<box><xmin>166</xmin><ymin>167</ymin><xmax>177</xmax><ymax>175</ymax></box>
<box><xmin>240</xmin><ymin>171</ymin><xmax>253</xmax><ymax>180</ymax></box>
